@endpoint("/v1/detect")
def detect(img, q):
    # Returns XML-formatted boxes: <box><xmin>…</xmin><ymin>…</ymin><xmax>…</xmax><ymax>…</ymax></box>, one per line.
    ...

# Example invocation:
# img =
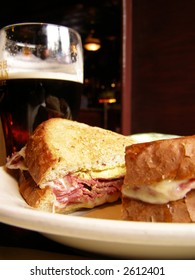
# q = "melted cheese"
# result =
<box><xmin>122</xmin><ymin>179</ymin><xmax>195</xmax><ymax>204</ymax></box>
<box><xmin>84</xmin><ymin>166</ymin><xmax>125</xmax><ymax>180</ymax></box>
<box><xmin>41</xmin><ymin>176</ymin><xmax>77</xmax><ymax>190</ymax></box>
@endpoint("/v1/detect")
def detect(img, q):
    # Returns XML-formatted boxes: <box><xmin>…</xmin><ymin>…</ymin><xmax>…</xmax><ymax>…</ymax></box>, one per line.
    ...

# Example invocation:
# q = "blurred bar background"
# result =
<box><xmin>1</xmin><ymin>0</ymin><xmax>195</xmax><ymax>136</ymax></box>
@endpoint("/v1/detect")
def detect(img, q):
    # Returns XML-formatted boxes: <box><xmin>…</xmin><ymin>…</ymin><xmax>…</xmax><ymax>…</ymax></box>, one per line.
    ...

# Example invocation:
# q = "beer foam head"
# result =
<box><xmin>0</xmin><ymin>23</ymin><xmax>83</xmax><ymax>83</ymax></box>
<box><xmin>0</xmin><ymin>29</ymin><xmax>6</xmax><ymax>60</ymax></box>
<box><xmin>5</xmin><ymin>50</ymin><xmax>83</xmax><ymax>83</ymax></box>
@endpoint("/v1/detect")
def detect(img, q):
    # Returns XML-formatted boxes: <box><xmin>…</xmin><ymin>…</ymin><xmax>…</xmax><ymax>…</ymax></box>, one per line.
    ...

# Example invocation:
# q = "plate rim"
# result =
<box><xmin>1</xmin><ymin>166</ymin><xmax>195</xmax><ymax>248</ymax></box>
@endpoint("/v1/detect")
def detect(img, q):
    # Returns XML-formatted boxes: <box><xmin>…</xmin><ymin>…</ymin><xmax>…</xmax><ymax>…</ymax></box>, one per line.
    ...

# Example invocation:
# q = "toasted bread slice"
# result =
<box><xmin>122</xmin><ymin>194</ymin><xmax>194</xmax><ymax>222</ymax></box>
<box><xmin>25</xmin><ymin>118</ymin><xmax>135</xmax><ymax>186</ymax></box>
<box><xmin>124</xmin><ymin>135</ymin><xmax>195</xmax><ymax>187</ymax></box>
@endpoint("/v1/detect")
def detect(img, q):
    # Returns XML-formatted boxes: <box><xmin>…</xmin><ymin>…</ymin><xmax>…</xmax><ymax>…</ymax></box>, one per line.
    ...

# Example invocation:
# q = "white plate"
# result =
<box><xmin>1</xmin><ymin>166</ymin><xmax>195</xmax><ymax>259</ymax></box>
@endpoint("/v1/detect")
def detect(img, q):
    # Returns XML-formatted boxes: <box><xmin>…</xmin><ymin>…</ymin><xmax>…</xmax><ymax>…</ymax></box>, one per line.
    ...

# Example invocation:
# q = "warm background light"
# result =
<box><xmin>84</xmin><ymin>35</ymin><xmax>101</xmax><ymax>51</ymax></box>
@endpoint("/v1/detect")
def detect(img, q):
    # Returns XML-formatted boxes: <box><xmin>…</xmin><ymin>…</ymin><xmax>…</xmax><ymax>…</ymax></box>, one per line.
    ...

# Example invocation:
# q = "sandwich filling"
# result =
<box><xmin>122</xmin><ymin>178</ymin><xmax>195</xmax><ymax>204</ymax></box>
<box><xmin>48</xmin><ymin>174</ymin><xmax>122</xmax><ymax>210</ymax></box>
<box><xmin>7</xmin><ymin>149</ymin><xmax>122</xmax><ymax>211</ymax></box>
<box><xmin>6</xmin><ymin>147</ymin><xmax>27</xmax><ymax>170</ymax></box>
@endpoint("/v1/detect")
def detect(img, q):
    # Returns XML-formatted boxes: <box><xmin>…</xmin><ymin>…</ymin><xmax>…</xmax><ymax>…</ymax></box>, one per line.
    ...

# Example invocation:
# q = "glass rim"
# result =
<box><xmin>1</xmin><ymin>22</ymin><xmax>80</xmax><ymax>37</ymax></box>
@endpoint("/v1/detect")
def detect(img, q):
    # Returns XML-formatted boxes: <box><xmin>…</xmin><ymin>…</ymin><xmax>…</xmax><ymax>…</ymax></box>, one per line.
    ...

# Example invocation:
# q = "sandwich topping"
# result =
<box><xmin>122</xmin><ymin>178</ymin><xmax>195</xmax><ymax>204</ymax></box>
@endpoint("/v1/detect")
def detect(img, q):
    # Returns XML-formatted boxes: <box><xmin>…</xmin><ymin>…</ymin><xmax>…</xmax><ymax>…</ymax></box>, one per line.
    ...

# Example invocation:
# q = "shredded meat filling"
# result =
<box><xmin>52</xmin><ymin>175</ymin><xmax>123</xmax><ymax>206</ymax></box>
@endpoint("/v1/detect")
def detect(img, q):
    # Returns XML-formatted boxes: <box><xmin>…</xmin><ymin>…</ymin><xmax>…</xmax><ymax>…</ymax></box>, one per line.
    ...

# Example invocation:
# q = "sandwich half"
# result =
<box><xmin>122</xmin><ymin>135</ymin><xmax>195</xmax><ymax>222</ymax></box>
<box><xmin>6</xmin><ymin>118</ymin><xmax>135</xmax><ymax>213</ymax></box>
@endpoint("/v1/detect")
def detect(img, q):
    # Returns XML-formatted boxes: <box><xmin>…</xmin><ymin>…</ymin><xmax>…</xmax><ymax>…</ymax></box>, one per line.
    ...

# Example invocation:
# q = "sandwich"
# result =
<box><xmin>6</xmin><ymin>118</ymin><xmax>135</xmax><ymax>213</ymax></box>
<box><xmin>121</xmin><ymin>135</ymin><xmax>195</xmax><ymax>222</ymax></box>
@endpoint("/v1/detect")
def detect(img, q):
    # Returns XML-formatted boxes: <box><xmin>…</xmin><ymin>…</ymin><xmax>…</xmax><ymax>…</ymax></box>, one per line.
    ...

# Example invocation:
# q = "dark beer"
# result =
<box><xmin>0</xmin><ymin>23</ymin><xmax>83</xmax><ymax>161</ymax></box>
<box><xmin>0</xmin><ymin>76</ymin><xmax>82</xmax><ymax>156</ymax></box>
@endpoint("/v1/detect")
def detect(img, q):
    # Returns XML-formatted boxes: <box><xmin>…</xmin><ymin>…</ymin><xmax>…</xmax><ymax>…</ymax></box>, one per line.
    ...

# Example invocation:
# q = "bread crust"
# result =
<box><xmin>25</xmin><ymin>118</ymin><xmax>135</xmax><ymax>186</ymax></box>
<box><xmin>19</xmin><ymin>171</ymin><xmax>55</xmax><ymax>211</ymax></box>
<box><xmin>124</xmin><ymin>135</ymin><xmax>195</xmax><ymax>187</ymax></box>
<box><xmin>121</xmin><ymin>191</ymin><xmax>195</xmax><ymax>222</ymax></box>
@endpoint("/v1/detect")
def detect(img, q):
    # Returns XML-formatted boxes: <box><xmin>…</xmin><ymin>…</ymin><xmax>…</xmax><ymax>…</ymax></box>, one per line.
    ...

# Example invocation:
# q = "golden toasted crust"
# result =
<box><xmin>121</xmin><ymin>191</ymin><xmax>195</xmax><ymax>222</ymax></box>
<box><xmin>25</xmin><ymin>118</ymin><xmax>135</xmax><ymax>186</ymax></box>
<box><xmin>123</xmin><ymin>135</ymin><xmax>195</xmax><ymax>187</ymax></box>
<box><xmin>19</xmin><ymin>171</ymin><xmax>55</xmax><ymax>211</ymax></box>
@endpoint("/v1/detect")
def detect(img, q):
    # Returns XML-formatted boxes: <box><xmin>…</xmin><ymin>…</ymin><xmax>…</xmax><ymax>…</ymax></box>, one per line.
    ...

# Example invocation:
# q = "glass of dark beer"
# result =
<box><xmin>0</xmin><ymin>22</ymin><xmax>83</xmax><ymax>164</ymax></box>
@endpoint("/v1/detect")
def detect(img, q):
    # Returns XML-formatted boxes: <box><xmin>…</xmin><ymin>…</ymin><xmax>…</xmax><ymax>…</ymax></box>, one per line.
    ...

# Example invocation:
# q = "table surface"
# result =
<box><xmin>0</xmin><ymin>222</ymin><xmax>111</xmax><ymax>260</ymax></box>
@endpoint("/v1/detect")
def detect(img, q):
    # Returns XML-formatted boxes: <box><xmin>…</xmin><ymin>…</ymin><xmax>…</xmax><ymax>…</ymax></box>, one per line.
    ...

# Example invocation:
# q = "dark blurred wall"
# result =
<box><xmin>131</xmin><ymin>0</ymin><xmax>195</xmax><ymax>135</ymax></box>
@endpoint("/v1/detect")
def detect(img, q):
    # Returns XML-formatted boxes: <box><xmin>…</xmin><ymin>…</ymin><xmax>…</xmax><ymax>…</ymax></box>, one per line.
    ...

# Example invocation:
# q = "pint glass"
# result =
<box><xmin>0</xmin><ymin>23</ymin><xmax>83</xmax><ymax>163</ymax></box>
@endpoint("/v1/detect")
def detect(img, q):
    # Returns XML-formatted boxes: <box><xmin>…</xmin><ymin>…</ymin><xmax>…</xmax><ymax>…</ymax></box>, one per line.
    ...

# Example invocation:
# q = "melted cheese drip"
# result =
<box><xmin>122</xmin><ymin>179</ymin><xmax>195</xmax><ymax>204</ymax></box>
